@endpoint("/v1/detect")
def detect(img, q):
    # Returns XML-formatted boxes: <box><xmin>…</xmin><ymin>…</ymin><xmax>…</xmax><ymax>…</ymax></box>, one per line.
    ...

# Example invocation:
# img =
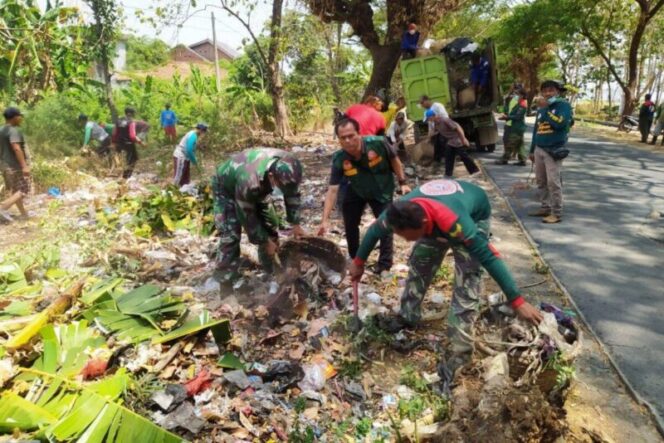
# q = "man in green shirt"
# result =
<box><xmin>496</xmin><ymin>85</ymin><xmax>528</xmax><ymax>165</ymax></box>
<box><xmin>317</xmin><ymin>117</ymin><xmax>410</xmax><ymax>274</ymax></box>
<box><xmin>0</xmin><ymin>107</ymin><xmax>31</xmax><ymax>221</ymax></box>
<box><xmin>348</xmin><ymin>179</ymin><xmax>542</xmax><ymax>371</ymax></box>
<box><xmin>213</xmin><ymin>148</ymin><xmax>305</xmax><ymax>283</ymax></box>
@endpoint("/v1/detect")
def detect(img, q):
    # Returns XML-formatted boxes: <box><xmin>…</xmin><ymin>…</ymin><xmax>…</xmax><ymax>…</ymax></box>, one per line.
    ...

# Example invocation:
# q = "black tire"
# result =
<box><xmin>486</xmin><ymin>144</ymin><xmax>496</xmax><ymax>153</ymax></box>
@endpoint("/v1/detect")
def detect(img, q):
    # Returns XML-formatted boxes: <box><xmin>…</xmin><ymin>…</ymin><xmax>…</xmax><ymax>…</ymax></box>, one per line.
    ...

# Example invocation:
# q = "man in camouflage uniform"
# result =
<box><xmin>212</xmin><ymin>148</ymin><xmax>305</xmax><ymax>283</ymax></box>
<box><xmin>349</xmin><ymin>179</ymin><xmax>542</xmax><ymax>371</ymax></box>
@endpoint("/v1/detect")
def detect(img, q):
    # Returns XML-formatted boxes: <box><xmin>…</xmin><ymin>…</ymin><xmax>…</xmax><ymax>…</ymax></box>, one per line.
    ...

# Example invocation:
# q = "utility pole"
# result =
<box><xmin>211</xmin><ymin>11</ymin><xmax>222</xmax><ymax>92</ymax></box>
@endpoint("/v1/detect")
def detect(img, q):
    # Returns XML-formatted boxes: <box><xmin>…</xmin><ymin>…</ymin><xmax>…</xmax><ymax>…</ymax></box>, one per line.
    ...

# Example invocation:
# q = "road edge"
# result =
<box><xmin>481</xmin><ymin>163</ymin><xmax>664</xmax><ymax>437</ymax></box>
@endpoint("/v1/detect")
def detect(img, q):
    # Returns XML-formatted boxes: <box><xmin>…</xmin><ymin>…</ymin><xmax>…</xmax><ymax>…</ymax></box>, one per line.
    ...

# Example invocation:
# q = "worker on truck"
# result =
<box><xmin>401</xmin><ymin>23</ymin><xmax>420</xmax><ymax>59</ymax></box>
<box><xmin>470</xmin><ymin>53</ymin><xmax>491</xmax><ymax>107</ymax></box>
<box><xmin>318</xmin><ymin>117</ymin><xmax>411</xmax><ymax>275</ymax></box>
<box><xmin>212</xmin><ymin>148</ymin><xmax>305</xmax><ymax>284</ymax></box>
<box><xmin>348</xmin><ymin>178</ymin><xmax>543</xmax><ymax>376</ymax></box>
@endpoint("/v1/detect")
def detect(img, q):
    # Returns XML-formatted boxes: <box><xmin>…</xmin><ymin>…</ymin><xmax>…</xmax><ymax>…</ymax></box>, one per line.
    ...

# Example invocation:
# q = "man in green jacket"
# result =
<box><xmin>317</xmin><ymin>117</ymin><xmax>410</xmax><ymax>274</ymax></box>
<box><xmin>528</xmin><ymin>81</ymin><xmax>573</xmax><ymax>224</ymax></box>
<box><xmin>213</xmin><ymin>148</ymin><xmax>305</xmax><ymax>283</ymax></box>
<box><xmin>496</xmin><ymin>85</ymin><xmax>528</xmax><ymax>166</ymax></box>
<box><xmin>349</xmin><ymin>179</ymin><xmax>542</xmax><ymax>372</ymax></box>
<box><xmin>650</xmin><ymin>101</ymin><xmax>664</xmax><ymax>146</ymax></box>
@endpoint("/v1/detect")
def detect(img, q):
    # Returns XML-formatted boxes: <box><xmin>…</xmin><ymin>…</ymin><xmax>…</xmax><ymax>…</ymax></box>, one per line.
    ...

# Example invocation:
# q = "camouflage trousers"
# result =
<box><xmin>401</xmin><ymin>219</ymin><xmax>490</xmax><ymax>361</ymax></box>
<box><xmin>501</xmin><ymin>131</ymin><xmax>527</xmax><ymax>162</ymax></box>
<box><xmin>214</xmin><ymin>193</ymin><xmax>277</xmax><ymax>282</ymax></box>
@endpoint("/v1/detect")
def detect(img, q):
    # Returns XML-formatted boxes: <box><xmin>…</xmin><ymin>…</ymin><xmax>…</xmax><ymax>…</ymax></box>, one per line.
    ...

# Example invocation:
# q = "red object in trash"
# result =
<box><xmin>184</xmin><ymin>369</ymin><xmax>213</xmax><ymax>396</ymax></box>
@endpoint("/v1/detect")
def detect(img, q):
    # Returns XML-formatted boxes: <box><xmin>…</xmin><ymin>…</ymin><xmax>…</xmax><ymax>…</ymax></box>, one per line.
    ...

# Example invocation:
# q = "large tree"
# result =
<box><xmin>221</xmin><ymin>0</ymin><xmax>292</xmax><ymax>137</ymax></box>
<box><xmin>568</xmin><ymin>0</ymin><xmax>664</xmax><ymax>114</ymax></box>
<box><xmin>306</xmin><ymin>0</ymin><xmax>461</xmax><ymax>98</ymax></box>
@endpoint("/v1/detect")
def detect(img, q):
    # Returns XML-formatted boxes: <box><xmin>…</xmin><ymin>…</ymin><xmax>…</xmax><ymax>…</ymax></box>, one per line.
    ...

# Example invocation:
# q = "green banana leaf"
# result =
<box><xmin>80</xmin><ymin>278</ymin><xmax>124</xmax><ymax>305</ymax></box>
<box><xmin>152</xmin><ymin>311</ymin><xmax>231</xmax><ymax>347</ymax></box>
<box><xmin>0</xmin><ymin>262</ymin><xmax>28</xmax><ymax>296</ymax></box>
<box><xmin>84</xmin><ymin>285</ymin><xmax>186</xmax><ymax>344</ymax></box>
<box><xmin>0</xmin><ymin>369</ymin><xmax>186</xmax><ymax>442</ymax></box>
<box><xmin>28</xmin><ymin>321</ymin><xmax>107</xmax><ymax>377</ymax></box>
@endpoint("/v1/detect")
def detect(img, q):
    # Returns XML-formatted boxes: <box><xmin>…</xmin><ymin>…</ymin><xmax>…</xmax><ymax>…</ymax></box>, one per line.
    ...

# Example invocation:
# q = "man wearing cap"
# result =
<box><xmin>160</xmin><ymin>103</ymin><xmax>178</xmax><ymax>143</ymax></box>
<box><xmin>348</xmin><ymin>178</ymin><xmax>543</xmax><ymax>374</ymax></box>
<box><xmin>212</xmin><ymin>148</ymin><xmax>305</xmax><ymax>283</ymax></box>
<box><xmin>0</xmin><ymin>107</ymin><xmax>31</xmax><ymax>221</ymax></box>
<box><xmin>173</xmin><ymin>123</ymin><xmax>208</xmax><ymax>187</ymax></box>
<box><xmin>79</xmin><ymin>114</ymin><xmax>112</xmax><ymax>158</ymax></box>
<box><xmin>317</xmin><ymin>117</ymin><xmax>410</xmax><ymax>275</ymax></box>
<box><xmin>496</xmin><ymin>85</ymin><xmax>528</xmax><ymax>166</ymax></box>
<box><xmin>420</xmin><ymin>95</ymin><xmax>450</xmax><ymax>164</ymax></box>
<box><xmin>401</xmin><ymin>23</ymin><xmax>420</xmax><ymax>59</ymax></box>
<box><xmin>528</xmin><ymin>80</ymin><xmax>573</xmax><ymax>224</ymax></box>
<box><xmin>112</xmin><ymin>107</ymin><xmax>144</xmax><ymax>179</ymax></box>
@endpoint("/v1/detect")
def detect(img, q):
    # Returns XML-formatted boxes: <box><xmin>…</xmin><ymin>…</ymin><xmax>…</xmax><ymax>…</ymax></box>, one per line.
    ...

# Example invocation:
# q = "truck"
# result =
<box><xmin>400</xmin><ymin>38</ymin><xmax>500</xmax><ymax>152</ymax></box>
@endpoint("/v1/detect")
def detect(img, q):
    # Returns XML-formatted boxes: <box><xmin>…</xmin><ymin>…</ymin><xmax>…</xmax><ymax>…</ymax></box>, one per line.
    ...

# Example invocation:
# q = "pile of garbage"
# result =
<box><xmin>0</xmin><ymin>151</ymin><xmax>582</xmax><ymax>441</ymax></box>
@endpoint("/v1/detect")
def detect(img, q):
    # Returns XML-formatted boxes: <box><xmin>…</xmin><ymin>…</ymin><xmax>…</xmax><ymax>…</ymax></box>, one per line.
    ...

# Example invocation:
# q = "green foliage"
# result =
<box><xmin>545</xmin><ymin>351</ymin><xmax>576</xmax><ymax>390</ymax></box>
<box><xmin>399</xmin><ymin>365</ymin><xmax>449</xmax><ymax>422</ymax></box>
<box><xmin>125</xmin><ymin>35</ymin><xmax>170</xmax><ymax>71</ymax></box>
<box><xmin>0</xmin><ymin>369</ymin><xmax>184</xmax><ymax>442</ymax></box>
<box><xmin>0</xmin><ymin>0</ymin><xmax>91</xmax><ymax>103</ymax></box>
<box><xmin>338</xmin><ymin>358</ymin><xmax>363</xmax><ymax>379</ymax></box>
<box><xmin>433</xmin><ymin>262</ymin><xmax>453</xmax><ymax>285</ymax></box>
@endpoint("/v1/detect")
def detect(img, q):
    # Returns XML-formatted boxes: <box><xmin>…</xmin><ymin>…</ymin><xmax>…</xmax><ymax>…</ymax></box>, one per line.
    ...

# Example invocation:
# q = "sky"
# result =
<box><xmin>49</xmin><ymin>0</ymin><xmax>274</xmax><ymax>52</ymax></box>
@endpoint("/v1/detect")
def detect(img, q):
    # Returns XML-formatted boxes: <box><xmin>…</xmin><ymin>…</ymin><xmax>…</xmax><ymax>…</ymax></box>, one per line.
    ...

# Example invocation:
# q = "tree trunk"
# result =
<box><xmin>269</xmin><ymin>66</ymin><xmax>291</xmax><ymax>137</ymax></box>
<box><xmin>267</xmin><ymin>0</ymin><xmax>291</xmax><ymax>137</ymax></box>
<box><xmin>364</xmin><ymin>43</ymin><xmax>402</xmax><ymax>100</ymax></box>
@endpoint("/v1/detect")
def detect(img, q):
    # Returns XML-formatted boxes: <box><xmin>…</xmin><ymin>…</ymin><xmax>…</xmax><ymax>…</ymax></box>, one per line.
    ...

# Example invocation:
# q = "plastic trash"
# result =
<box><xmin>298</xmin><ymin>363</ymin><xmax>326</xmax><ymax>392</ymax></box>
<box><xmin>223</xmin><ymin>369</ymin><xmax>251</xmax><ymax>390</ymax></box>
<box><xmin>47</xmin><ymin>187</ymin><xmax>62</xmax><ymax>198</ymax></box>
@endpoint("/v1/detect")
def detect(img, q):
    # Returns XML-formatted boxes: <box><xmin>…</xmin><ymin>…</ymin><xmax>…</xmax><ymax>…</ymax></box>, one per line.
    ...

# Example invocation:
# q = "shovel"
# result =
<box><xmin>347</xmin><ymin>280</ymin><xmax>363</xmax><ymax>333</ymax></box>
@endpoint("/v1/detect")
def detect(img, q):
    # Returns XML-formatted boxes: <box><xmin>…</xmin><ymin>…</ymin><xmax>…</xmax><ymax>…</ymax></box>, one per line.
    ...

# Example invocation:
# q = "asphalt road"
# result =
<box><xmin>482</xmin><ymin>125</ymin><xmax>664</xmax><ymax>426</ymax></box>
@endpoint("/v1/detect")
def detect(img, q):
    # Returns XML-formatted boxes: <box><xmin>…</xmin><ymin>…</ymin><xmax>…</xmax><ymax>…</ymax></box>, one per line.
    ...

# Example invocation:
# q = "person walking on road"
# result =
<box><xmin>348</xmin><ymin>178</ymin><xmax>543</xmax><ymax>376</ymax></box>
<box><xmin>172</xmin><ymin>123</ymin><xmax>207</xmax><ymax>187</ymax></box>
<box><xmin>0</xmin><ymin>107</ymin><xmax>31</xmax><ymax>221</ymax></box>
<box><xmin>112</xmin><ymin>107</ymin><xmax>144</xmax><ymax>179</ymax></box>
<box><xmin>528</xmin><ymin>81</ymin><xmax>573</xmax><ymax>224</ymax></box>
<box><xmin>212</xmin><ymin>148</ymin><xmax>305</xmax><ymax>285</ymax></box>
<box><xmin>496</xmin><ymin>85</ymin><xmax>528</xmax><ymax>166</ymax></box>
<box><xmin>650</xmin><ymin>101</ymin><xmax>664</xmax><ymax>146</ymax></box>
<box><xmin>160</xmin><ymin>103</ymin><xmax>178</xmax><ymax>143</ymax></box>
<box><xmin>425</xmin><ymin>110</ymin><xmax>479</xmax><ymax>177</ymax></box>
<box><xmin>639</xmin><ymin>94</ymin><xmax>656</xmax><ymax>143</ymax></box>
<box><xmin>318</xmin><ymin>117</ymin><xmax>411</xmax><ymax>275</ymax></box>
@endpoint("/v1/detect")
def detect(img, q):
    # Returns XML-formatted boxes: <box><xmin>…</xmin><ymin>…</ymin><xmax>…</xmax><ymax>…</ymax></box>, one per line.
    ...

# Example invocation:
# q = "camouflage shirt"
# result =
<box><xmin>213</xmin><ymin>148</ymin><xmax>302</xmax><ymax>243</ymax></box>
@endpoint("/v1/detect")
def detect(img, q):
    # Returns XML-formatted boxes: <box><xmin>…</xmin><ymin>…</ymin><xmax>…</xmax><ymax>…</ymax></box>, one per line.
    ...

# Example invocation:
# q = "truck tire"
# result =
<box><xmin>486</xmin><ymin>144</ymin><xmax>496</xmax><ymax>153</ymax></box>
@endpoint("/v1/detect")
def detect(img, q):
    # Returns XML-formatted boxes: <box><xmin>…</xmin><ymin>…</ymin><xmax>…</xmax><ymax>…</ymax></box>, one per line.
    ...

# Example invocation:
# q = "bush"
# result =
<box><xmin>31</xmin><ymin>160</ymin><xmax>81</xmax><ymax>193</ymax></box>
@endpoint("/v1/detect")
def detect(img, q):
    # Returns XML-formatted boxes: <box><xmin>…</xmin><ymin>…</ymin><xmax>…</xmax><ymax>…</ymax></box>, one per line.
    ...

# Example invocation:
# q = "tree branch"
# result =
<box><xmin>580</xmin><ymin>23</ymin><xmax>627</xmax><ymax>91</ymax></box>
<box><xmin>649</xmin><ymin>0</ymin><xmax>664</xmax><ymax>18</ymax></box>
<box><xmin>219</xmin><ymin>0</ymin><xmax>269</xmax><ymax>68</ymax></box>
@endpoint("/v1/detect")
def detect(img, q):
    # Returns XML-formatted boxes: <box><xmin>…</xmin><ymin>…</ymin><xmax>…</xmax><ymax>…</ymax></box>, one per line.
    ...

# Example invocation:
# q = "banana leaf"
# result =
<box><xmin>29</xmin><ymin>321</ymin><xmax>107</xmax><ymax>377</ymax></box>
<box><xmin>84</xmin><ymin>285</ymin><xmax>185</xmax><ymax>344</ymax></box>
<box><xmin>80</xmin><ymin>278</ymin><xmax>124</xmax><ymax>305</ymax></box>
<box><xmin>0</xmin><ymin>369</ymin><xmax>186</xmax><ymax>442</ymax></box>
<box><xmin>0</xmin><ymin>262</ymin><xmax>27</xmax><ymax>296</ymax></box>
<box><xmin>152</xmin><ymin>311</ymin><xmax>230</xmax><ymax>347</ymax></box>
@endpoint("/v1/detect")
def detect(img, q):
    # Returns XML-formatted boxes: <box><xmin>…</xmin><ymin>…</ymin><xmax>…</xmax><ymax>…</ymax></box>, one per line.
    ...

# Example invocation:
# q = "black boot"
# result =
<box><xmin>650</xmin><ymin>136</ymin><xmax>658</xmax><ymax>145</ymax></box>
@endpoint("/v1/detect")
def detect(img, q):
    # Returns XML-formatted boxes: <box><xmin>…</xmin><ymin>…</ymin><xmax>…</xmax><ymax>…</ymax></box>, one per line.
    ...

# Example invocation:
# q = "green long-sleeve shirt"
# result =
<box><xmin>355</xmin><ymin>179</ymin><xmax>522</xmax><ymax>302</ymax></box>
<box><xmin>213</xmin><ymin>148</ymin><xmax>302</xmax><ymax>244</ymax></box>
<box><xmin>530</xmin><ymin>97</ymin><xmax>573</xmax><ymax>154</ymax></box>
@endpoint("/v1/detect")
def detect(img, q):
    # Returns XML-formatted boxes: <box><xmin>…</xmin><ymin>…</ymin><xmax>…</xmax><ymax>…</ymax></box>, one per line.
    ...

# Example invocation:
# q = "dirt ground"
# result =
<box><xmin>1</xmin><ymin>133</ymin><xmax>662</xmax><ymax>441</ymax></box>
